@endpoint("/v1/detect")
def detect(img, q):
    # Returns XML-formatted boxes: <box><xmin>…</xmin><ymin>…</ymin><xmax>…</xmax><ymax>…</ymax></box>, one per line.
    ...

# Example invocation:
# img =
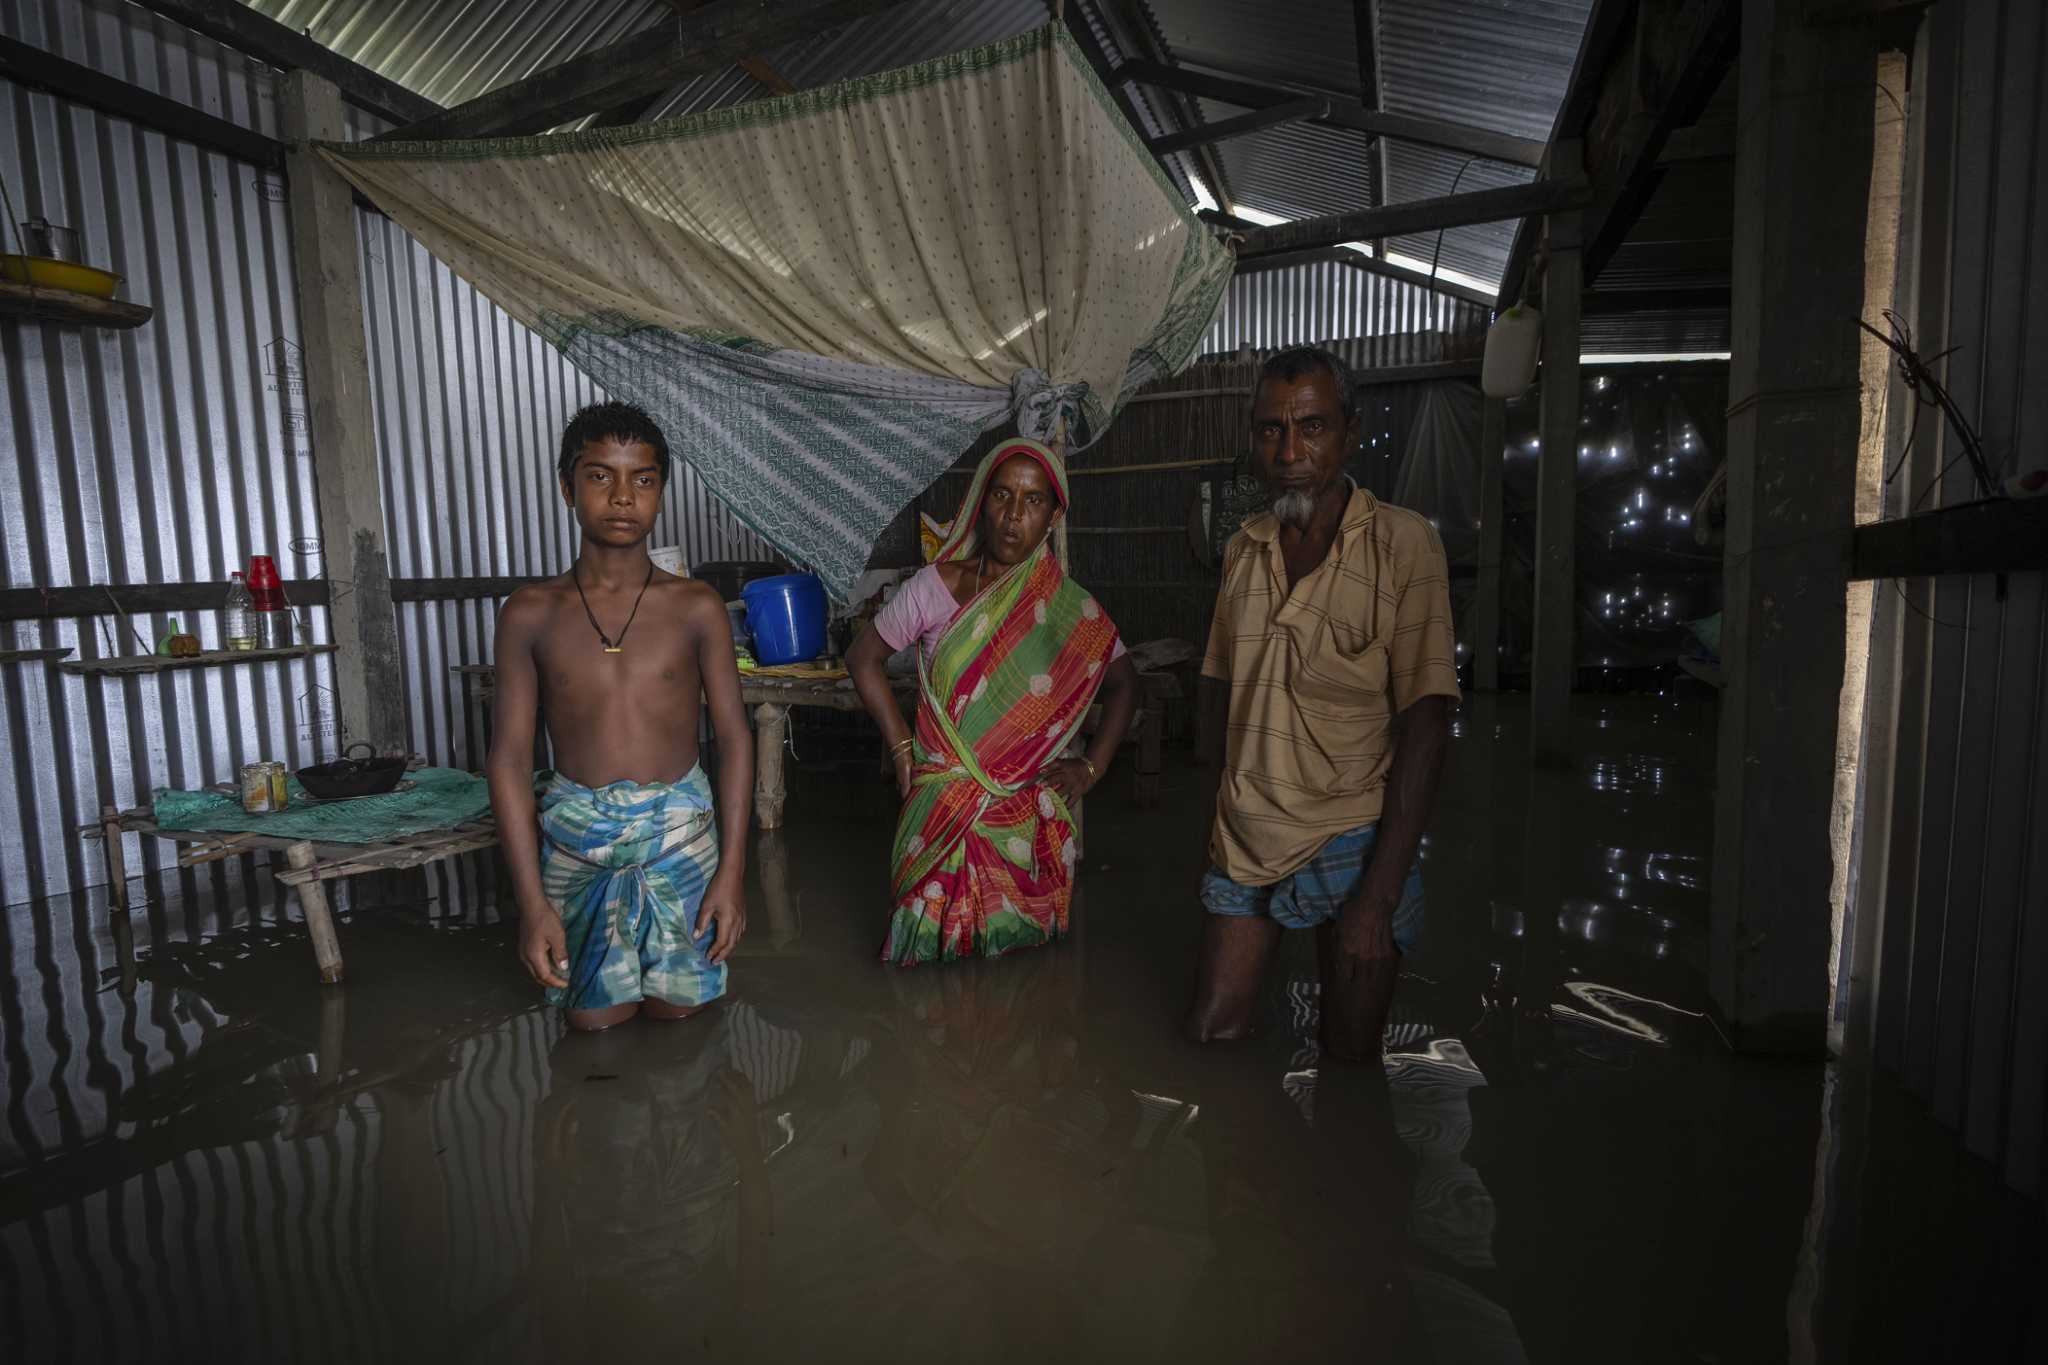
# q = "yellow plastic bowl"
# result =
<box><xmin>0</xmin><ymin>254</ymin><xmax>122</xmax><ymax>298</ymax></box>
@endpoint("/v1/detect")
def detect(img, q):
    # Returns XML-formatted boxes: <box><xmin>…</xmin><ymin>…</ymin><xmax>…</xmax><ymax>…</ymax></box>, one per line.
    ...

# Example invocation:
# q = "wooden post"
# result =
<box><xmin>286</xmin><ymin>840</ymin><xmax>346</xmax><ymax>984</ymax></box>
<box><xmin>1709</xmin><ymin>0</ymin><xmax>1877</xmax><ymax>1054</ymax></box>
<box><xmin>318</xmin><ymin>987</ymin><xmax>347</xmax><ymax>1082</ymax></box>
<box><xmin>753</xmin><ymin>702</ymin><xmax>789</xmax><ymax>830</ymax></box>
<box><xmin>1470</xmin><ymin>396</ymin><xmax>1508</xmax><ymax>691</ymax></box>
<box><xmin>101</xmin><ymin>804</ymin><xmax>127</xmax><ymax>915</ymax></box>
<box><xmin>756</xmin><ymin>830</ymin><xmax>799</xmax><ymax>950</ymax></box>
<box><xmin>1530</xmin><ymin>149</ymin><xmax>1583</xmax><ymax>767</ymax></box>
<box><xmin>282</xmin><ymin>73</ymin><xmax>407</xmax><ymax>753</ymax></box>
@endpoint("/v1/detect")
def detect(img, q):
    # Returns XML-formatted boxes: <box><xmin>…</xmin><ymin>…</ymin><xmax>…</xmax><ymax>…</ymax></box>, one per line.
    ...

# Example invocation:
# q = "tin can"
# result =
<box><xmin>268</xmin><ymin>761</ymin><xmax>290</xmax><ymax>810</ymax></box>
<box><xmin>240</xmin><ymin>762</ymin><xmax>274</xmax><ymax>813</ymax></box>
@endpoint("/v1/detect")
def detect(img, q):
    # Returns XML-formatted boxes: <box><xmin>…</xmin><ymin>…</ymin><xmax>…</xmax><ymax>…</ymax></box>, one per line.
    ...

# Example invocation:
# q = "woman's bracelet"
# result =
<box><xmin>1081</xmin><ymin>757</ymin><xmax>1098</xmax><ymax>782</ymax></box>
<box><xmin>890</xmin><ymin>737</ymin><xmax>915</xmax><ymax>758</ymax></box>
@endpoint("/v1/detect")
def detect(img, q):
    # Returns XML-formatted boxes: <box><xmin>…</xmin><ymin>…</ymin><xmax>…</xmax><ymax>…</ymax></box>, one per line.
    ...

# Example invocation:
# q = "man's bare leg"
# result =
<box><xmin>643</xmin><ymin>997</ymin><xmax>712</xmax><ymax>1022</ymax></box>
<box><xmin>1315</xmin><ymin>921</ymin><xmax>1401</xmax><ymax>1064</ymax></box>
<box><xmin>1184</xmin><ymin>914</ymin><xmax>1283</xmax><ymax>1042</ymax></box>
<box><xmin>566</xmin><ymin>1001</ymin><xmax>640</xmax><ymax>1032</ymax></box>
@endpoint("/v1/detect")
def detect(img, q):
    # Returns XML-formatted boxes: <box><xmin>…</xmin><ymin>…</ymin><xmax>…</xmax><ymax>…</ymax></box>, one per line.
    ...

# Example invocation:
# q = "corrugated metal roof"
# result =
<box><xmin>245</xmin><ymin>0</ymin><xmax>1049</xmax><ymax>126</ymax></box>
<box><xmin>248</xmin><ymin>0</ymin><xmax>675</xmax><ymax>108</ymax></box>
<box><xmin>234</xmin><ymin>0</ymin><xmax>1589</xmax><ymax>293</ymax></box>
<box><xmin>1143</xmin><ymin>0</ymin><xmax>1593</xmax><ymax>291</ymax></box>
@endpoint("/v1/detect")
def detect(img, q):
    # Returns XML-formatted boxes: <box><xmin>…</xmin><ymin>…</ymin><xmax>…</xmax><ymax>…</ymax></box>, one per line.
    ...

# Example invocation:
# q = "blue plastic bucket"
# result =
<box><xmin>741</xmin><ymin>573</ymin><xmax>828</xmax><ymax>665</ymax></box>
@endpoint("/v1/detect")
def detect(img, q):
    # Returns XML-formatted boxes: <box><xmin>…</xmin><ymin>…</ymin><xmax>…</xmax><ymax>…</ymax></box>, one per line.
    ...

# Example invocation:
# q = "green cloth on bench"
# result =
<box><xmin>152</xmin><ymin>767</ymin><xmax>492</xmax><ymax>844</ymax></box>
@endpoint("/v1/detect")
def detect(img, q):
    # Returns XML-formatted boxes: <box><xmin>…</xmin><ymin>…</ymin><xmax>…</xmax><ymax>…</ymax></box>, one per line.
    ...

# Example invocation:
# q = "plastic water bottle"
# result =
<box><xmin>223</xmin><ymin>572</ymin><xmax>257</xmax><ymax>651</ymax></box>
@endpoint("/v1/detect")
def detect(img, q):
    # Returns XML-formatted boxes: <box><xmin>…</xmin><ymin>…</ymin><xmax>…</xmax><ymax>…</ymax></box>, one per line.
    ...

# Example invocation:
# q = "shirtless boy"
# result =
<box><xmin>488</xmin><ymin>401</ymin><xmax>751</xmax><ymax>1031</ymax></box>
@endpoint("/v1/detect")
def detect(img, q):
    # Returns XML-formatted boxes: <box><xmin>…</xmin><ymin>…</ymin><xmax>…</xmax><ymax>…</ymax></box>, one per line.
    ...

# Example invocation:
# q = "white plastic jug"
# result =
<box><xmin>1482</xmin><ymin>304</ymin><xmax>1543</xmax><ymax>397</ymax></box>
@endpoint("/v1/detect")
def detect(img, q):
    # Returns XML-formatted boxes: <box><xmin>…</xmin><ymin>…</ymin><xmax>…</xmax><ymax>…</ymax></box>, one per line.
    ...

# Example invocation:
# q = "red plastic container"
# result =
<box><xmin>247</xmin><ymin>555</ymin><xmax>284</xmax><ymax>612</ymax></box>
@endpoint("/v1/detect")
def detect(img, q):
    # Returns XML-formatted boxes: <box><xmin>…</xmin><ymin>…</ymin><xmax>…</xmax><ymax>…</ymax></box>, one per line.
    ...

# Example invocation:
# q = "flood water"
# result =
<box><xmin>3</xmin><ymin>694</ymin><xmax>2040</xmax><ymax>1362</ymax></box>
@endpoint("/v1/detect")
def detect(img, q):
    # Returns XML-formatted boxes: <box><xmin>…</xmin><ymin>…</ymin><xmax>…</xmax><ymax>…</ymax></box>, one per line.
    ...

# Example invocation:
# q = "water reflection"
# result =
<box><xmin>7</xmin><ymin>695</ymin><xmax>2028</xmax><ymax>1363</ymax></box>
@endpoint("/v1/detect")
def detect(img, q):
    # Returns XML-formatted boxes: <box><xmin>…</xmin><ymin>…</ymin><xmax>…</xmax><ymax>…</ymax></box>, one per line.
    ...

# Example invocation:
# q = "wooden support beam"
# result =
<box><xmin>1144</xmin><ymin>98</ymin><xmax>1328</xmax><ymax>158</ymax></box>
<box><xmin>1848</xmin><ymin>498</ymin><xmax>2048</xmax><ymax>581</ymax></box>
<box><xmin>282</xmin><ymin>73</ymin><xmax>406</xmax><ymax>753</ymax></box>
<box><xmin>376</xmin><ymin>0</ymin><xmax>912</xmax><ymax>141</ymax></box>
<box><xmin>656</xmin><ymin>0</ymin><xmax>798</xmax><ymax>94</ymax></box>
<box><xmin>1709</xmin><ymin>0</ymin><xmax>1880</xmax><ymax>1055</ymax></box>
<box><xmin>1355</xmin><ymin>0</ymin><xmax>1390</xmax><ymax>253</ymax></box>
<box><xmin>1580</xmin><ymin>0</ymin><xmax>1740</xmax><ymax>283</ymax></box>
<box><xmin>1224</xmin><ymin>242</ymin><xmax>1498</xmax><ymax>308</ymax></box>
<box><xmin>0</xmin><ymin>34</ymin><xmax>284</xmax><ymax>166</ymax></box>
<box><xmin>1470</xmin><ymin>396</ymin><xmax>1508</xmax><ymax>691</ymax></box>
<box><xmin>1497</xmin><ymin>0</ymin><xmax>1644</xmax><ymax>304</ymax></box>
<box><xmin>126</xmin><ymin>1</ymin><xmax>439</xmax><ymax>126</ymax></box>
<box><xmin>1529</xmin><ymin>183</ymin><xmax>1582</xmax><ymax>767</ymax></box>
<box><xmin>0</xmin><ymin>575</ymin><xmax>562</xmax><ymax>622</ymax></box>
<box><xmin>1117</xmin><ymin>58</ymin><xmax>1545</xmax><ymax>168</ymax></box>
<box><xmin>1233</xmin><ymin>177</ymin><xmax>1589</xmax><ymax>260</ymax></box>
<box><xmin>1097</xmin><ymin>0</ymin><xmax>1236</xmax><ymax>206</ymax></box>
<box><xmin>1581</xmin><ymin>285</ymin><xmax>1732</xmax><ymax>313</ymax></box>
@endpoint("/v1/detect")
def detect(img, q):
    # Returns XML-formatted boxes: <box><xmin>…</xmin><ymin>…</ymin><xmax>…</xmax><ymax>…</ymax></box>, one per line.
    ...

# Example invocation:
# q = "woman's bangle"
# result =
<box><xmin>1081</xmin><ymin>757</ymin><xmax>1098</xmax><ymax>782</ymax></box>
<box><xmin>890</xmin><ymin>737</ymin><xmax>915</xmax><ymax>758</ymax></box>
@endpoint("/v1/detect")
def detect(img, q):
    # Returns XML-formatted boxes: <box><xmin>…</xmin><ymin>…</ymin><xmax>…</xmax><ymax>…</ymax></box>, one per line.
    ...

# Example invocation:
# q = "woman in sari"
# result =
<box><xmin>848</xmin><ymin>437</ymin><xmax>1139</xmax><ymax>964</ymax></box>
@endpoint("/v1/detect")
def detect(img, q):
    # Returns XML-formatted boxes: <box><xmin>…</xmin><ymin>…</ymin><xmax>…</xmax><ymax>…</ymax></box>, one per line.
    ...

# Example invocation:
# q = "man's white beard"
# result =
<box><xmin>1272</xmin><ymin>488</ymin><xmax>1317</xmax><ymax>529</ymax></box>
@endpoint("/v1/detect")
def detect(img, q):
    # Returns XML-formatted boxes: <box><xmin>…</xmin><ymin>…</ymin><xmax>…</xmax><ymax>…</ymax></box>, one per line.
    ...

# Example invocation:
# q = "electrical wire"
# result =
<box><xmin>1427</xmin><ymin>157</ymin><xmax>1479</xmax><ymax>333</ymax></box>
<box><xmin>1857</xmin><ymin>309</ymin><xmax>2000</xmax><ymax>502</ymax></box>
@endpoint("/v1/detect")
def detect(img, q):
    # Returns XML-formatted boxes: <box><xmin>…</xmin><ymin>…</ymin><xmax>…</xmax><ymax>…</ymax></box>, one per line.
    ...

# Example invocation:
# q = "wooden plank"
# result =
<box><xmin>0</xmin><ymin>280</ymin><xmax>153</xmax><ymax>330</ymax></box>
<box><xmin>1233</xmin><ymin>178</ymin><xmax>1590</xmax><ymax>260</ymax></box>
<box><xmin>0</xmin><ymin>34</ymin><xmax>284</xmax><ymax>167</ymax></box>
<box><xmin>284</xmin><ymin>74</ymin><xmax>407</xmax><ymax>753</ymax></box>
<box><xmin>1848</xmin><ymin>497</ymin><xmax>2048</xmax><ymax>579</ymax></box>
<box><xmin>0</xmin><ymin>574</ymin><xmax>547</xmax><ymax>622</ymax></box>
<box><xmin>57</xmin><ymin>644</ymin><xmax>336</xmax><ymax>676</ymax></box>
<box><xmin>1144</xmin><ymin>98</ymin><xmax>1329</xmax><ymax>158</ymax></box>
<box><xmin>1117</xmin><ymin>58</ymin><xmax>1544</xmax><ymax>167</ymax></box>
<box><xmin>375</xmin><ymin>0</ymin><xmax>916</xmax><ymax>141</ymax></box>
<box><xmin>126</xmin><ymin>1</ymin><xmax>440</xmax><ymax>126</ymax></box>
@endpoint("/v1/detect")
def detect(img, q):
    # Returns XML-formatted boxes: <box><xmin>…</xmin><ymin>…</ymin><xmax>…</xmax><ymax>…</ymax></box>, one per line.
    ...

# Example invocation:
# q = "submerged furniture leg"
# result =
<box><xmin>101</xmin><ymin>805</ymin><xmax>128</xmax><ymax>915</ymax></box>
<box><xmin>286</xmin><ymin>840</ymin><xmax>346</xmax><ymax>984</ymax></box>
<box><xmin>754</xmin><ymin>702</ymin><xmax>789</xmax><ymax>831</ymax></box>
<box><xmin>757</xmin><ymin>829</ymin><xmax>799</xmax><ymax>949</ymax></box>
<box><xmin>1134</xmin><ymin>696</ymin><xmax>1164</xmax><ymax>808</ymax></box>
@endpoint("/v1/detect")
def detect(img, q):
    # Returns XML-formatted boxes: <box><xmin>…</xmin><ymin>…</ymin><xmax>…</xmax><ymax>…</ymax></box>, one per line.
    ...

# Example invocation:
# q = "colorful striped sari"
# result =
<box><xmin>883</xmin><ymin>439</ymin><xmax>1120</xmax><ymax>964</ymax></box>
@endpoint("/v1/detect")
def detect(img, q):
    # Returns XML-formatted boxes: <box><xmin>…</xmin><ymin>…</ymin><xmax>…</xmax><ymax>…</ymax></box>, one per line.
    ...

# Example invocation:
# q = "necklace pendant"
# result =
<box><xmin>603</xmin><ymin>646</ymin><xmax>623</xmax><ymax>654</ymax></box>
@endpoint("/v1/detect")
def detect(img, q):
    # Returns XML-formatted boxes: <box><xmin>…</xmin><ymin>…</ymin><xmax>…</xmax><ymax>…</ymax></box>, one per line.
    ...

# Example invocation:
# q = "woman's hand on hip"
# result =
<box><xmin>1042</xmin><ymin>757</ymin><xmax>1096</xmax><ymax>801</ymax></box>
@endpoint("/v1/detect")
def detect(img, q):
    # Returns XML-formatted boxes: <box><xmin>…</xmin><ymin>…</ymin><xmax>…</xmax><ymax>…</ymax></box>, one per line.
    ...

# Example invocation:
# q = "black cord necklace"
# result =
<box><xmin>573</xmin><ymin>558</ymin><xmax>655</xmax><ymax>653</ymax></box>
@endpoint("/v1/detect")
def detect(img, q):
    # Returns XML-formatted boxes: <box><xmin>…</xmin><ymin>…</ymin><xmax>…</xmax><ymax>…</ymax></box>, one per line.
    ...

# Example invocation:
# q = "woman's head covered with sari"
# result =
<box><xmin>933</xmin><ymin>438</ymin><xmax>1069</xmax><ymax>570</ymax></box>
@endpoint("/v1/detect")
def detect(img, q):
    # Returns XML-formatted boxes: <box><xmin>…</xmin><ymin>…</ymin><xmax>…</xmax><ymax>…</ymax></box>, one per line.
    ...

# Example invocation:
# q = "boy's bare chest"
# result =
<box><xmin>535</xmin><ymin>605</ymin><xmax>699</xmax><ymax>704</ymax></box>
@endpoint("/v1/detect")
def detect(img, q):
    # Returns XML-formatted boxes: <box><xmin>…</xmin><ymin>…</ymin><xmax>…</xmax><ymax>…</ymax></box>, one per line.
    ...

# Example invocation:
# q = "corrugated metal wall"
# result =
<box><xmin>1853</xmin><ymin>0</ymin><xmax>2048</xmax><ymax>1197</ymax></box>
<box><xmin>1</xmin><ymin>2</ymin><xmax>764</xmax><ymax>905</ymax></box>
<box><xmin>1</xmin><ymin>1</ymin><xmax>334</xmax><ymax>909</ymax></box>
<box><xmin>1200</xmin><ymin>256</ymin><xmax>1489</xmax><ymax>356</ymax></box>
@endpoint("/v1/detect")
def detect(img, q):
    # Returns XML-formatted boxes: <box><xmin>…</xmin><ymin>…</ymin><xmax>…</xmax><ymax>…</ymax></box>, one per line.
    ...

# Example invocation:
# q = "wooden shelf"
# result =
<box><xmin>0</xmin><ymin>647</ymin><xmax>72</xmax><ymax>664</ymax></box>
<box><xmin>0</xmin><ymin>279</ymin><xmax>153</xmax><ymax>329</ymax></box>
<box><xmin>58</xmin><ymin>644</ymin><xmax>336</xmax><ymax>676</ymax></box>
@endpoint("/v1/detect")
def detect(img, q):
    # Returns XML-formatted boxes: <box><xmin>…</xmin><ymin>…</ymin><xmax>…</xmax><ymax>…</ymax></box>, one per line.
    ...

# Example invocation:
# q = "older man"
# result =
<box><xmin>1186</xmin><ymin>346</ymin><xmax>1459</xmax><ymax>1062</ymax></box>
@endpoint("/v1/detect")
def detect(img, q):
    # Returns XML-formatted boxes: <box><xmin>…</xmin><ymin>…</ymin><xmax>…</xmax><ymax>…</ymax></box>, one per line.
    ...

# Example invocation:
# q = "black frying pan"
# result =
<box><xmin>297</xmin><ymin>742</ymin><xmax>407</xmax><ymax>799</ymax></box>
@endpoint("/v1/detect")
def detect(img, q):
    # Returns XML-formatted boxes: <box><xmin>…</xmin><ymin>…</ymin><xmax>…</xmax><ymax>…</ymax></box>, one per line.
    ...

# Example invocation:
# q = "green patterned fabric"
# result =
<box><xmin>316</xmin><ymin>25</ymin><xmax>1231</xmax><ymax>600</ymax></box>
<box><xmin>152</xmin><ymin>767</ymin><xmax>491</xmax><ymax>844</ymax></box>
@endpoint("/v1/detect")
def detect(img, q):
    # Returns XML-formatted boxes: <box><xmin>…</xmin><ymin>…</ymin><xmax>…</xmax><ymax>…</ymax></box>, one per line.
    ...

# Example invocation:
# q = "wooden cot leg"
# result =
<box><xmin>102</xmin><ymin>804</ymin><xmax>127</xmax><ymax>915</ymax></box>
<box><xmin>1134</xmin><ymin>698</ymin><xmax>1165</xmax><ymax>809</ymax></box>
<box><xmin>754</xmin><ymin>702</ymin><xmax>789</xmax><ymax>831</ymax></box>
<box><xmin>287</xmin><ymin>841</ymin><xmax>346</xmax><ymax>984</ymax></box>
<box><xmin>757</xmin><ymin>829</ymin><xmax>799</xmax><ymax>950</ymax></box>
<box><xmin>318</xmin><ymin>987</ymin><xmax>347</xmax><ymax>1083</ymax></box>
